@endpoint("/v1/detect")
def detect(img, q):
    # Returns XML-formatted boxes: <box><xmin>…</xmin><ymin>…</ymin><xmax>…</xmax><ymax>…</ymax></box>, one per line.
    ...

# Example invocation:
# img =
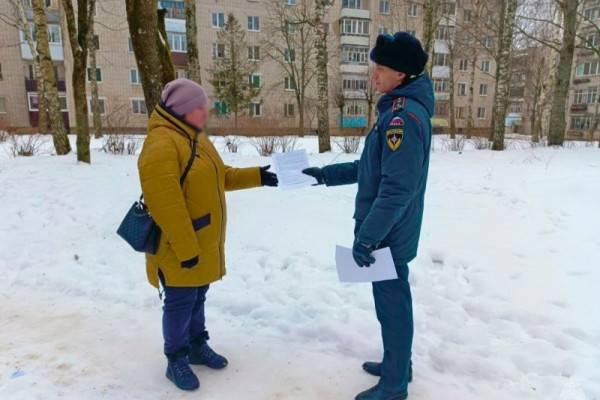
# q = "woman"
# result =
<box><xmin>137</xmin><ymin>78</ymin><xmax>278</xmax><ymax>391</ymax></box>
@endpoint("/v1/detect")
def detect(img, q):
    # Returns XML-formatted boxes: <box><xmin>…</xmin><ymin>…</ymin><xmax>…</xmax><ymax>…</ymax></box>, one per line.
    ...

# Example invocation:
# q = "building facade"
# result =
<box><xmin>0</xmin><ymin>0</ymin><xmax>496</xmax><ymax>135</ymax></box>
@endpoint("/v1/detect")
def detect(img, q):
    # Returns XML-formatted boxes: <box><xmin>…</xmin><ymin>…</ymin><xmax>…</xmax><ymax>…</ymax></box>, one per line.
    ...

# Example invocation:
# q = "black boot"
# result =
<box><xmin>362</xmin><ymin>360</ymin><xmax>413</xmax><ymax>383</ymax></box>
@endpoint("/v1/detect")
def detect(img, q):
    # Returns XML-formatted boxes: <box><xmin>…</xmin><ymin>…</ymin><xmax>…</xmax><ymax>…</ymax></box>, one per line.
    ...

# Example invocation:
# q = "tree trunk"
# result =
<box><xmin>548</xmin><ymin>0</ymin><xmax>577</xmax><ymax>146</ymax></box>
<box><xmin>492</xmin><ymin>0</ymin><xmax>518</xmax><ymax>151</ymax></box>
<box><xmin>466</xmin><ymin>53</ymin><xmax>476</xmax><ymax>139</ymax></box>
<box><xmin>423</xmin><ymin>0</ymin><xmax>438</xmax><ymax>75</ymax></box>
<box><xmin>157</xmin><ymin>9</ymin><xmax>176</xmax><ymax>84</ymax></box>
<box><xmin>88</xmin><ymin>0</ymin><xmax>102</xmax><ymax>139</ymax></box>
<box><xmin>448</xmin><ymin>38</ymin><xmax>456</xmax><ymax>139</ymax></box>
<box><xmin>315</xmin><ymin>0</ymin><xmax>331</xmax><ymax>153</ymax></box>
<box><xmin>62</xmin><ymin>0</ymin><xmax>91</xmax><ymax>163</ymax></box>
<box><xmin>185</xmin><ymin>0</ymin><xmax>202</xmax><ymax>83</ymax></box>
<box><xmin>32</xmin><ymin>0</ymin><xmax>71</xmax><ymax>154</ymax></box>
<box><xmin>126</xmin><ymin>0</ymin><xmax>175</xmax><ymax>115</ymax></box>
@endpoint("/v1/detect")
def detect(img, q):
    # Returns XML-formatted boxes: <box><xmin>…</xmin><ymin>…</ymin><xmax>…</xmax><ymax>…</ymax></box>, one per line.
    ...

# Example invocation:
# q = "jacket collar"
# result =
<box><xmin>153</xmin><ymin>102</ymin><xmax>201</xmax><ymax>141</ymax></box>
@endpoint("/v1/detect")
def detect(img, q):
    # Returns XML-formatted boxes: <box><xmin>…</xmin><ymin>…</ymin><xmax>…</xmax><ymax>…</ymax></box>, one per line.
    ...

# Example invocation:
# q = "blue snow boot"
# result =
<box><xmin>165</xmin><ymin>352</ymin><xmax>200</xmax><ymax>391</ymax></box>
<box><xmin>355</xmin><ymin>384</ymin><xmax>408</xmax><ymax>400</ymax></box>
<box><xmin>189</xmin><ymin>333</ymin><xmax>228</xmax><ymax>369</ymax></box>
<box><xmin>362</xmin><ymin>360</ymin><xmax>413</xmax><ymax>383</ymax></box>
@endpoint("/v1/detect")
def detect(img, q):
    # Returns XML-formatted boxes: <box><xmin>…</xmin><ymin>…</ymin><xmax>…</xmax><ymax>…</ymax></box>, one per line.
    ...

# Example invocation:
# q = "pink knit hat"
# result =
<box><xmin>161</xmin><ymin>78</ymin><xmax>209</xmax><ymax>115</ymax></box>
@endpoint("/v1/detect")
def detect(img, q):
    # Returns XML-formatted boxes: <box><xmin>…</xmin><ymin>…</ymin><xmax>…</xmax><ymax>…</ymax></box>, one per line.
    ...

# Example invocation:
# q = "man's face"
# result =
<box><xmin>372</xmin><ymin>63</ymin><xmax>406</xmax><ymax>93</ymax></box>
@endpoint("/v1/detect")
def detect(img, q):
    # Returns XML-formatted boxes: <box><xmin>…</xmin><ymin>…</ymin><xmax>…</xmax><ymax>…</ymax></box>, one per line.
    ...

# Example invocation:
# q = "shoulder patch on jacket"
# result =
<box><xmin>392</xmin><ymin>97</ymin><xmax>406</xmax><ymax>113</ymax></box>
<box><xmin>386</xmin><ymin>117</ymin><xmax>404</xmax><ymax>151</ymax></box>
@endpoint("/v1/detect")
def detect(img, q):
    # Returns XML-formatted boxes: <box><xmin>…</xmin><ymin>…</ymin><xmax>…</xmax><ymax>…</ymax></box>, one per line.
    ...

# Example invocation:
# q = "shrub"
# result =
<box><xmin>224</xmin><ymin>136</ymin><xmax>240</xmax><ymax>153</ymax></box>
<box><xmin>8</xmin><ymin>134</ymin><xmax>45</xmax><ymax>157</ymax></box>
<box><xmin>0</xmin><ymin>130</ymin><xmax>8</xmax><ymax>143</ymax></box>
<box><xmin>471</xmin><ymin>137</ymin><xmax>491</xmax><ymax>150</ymax></box>
<box><xmin>252</xmin><ymin>136</ymin><xmax>278</xmax><ymax>156</ymax></box>
<box><xmin>277</xmin><ymin>136</ymin><xmax>298</xmax><ymax>153</ymax></box>
<box><xmin>335</xmin><ymin>136</ymin><xmax>361</xmax><ymax>153</ymax></box>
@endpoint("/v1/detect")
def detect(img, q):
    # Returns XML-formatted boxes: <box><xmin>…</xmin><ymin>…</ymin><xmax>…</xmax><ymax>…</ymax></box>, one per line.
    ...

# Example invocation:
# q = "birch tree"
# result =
<box><xmin>491</xmin><ymin>0</ymin><xmax>518</xmax><ymax>151</ymax></box>
<box><xmin>87</xmin><ymin>0</ymin><xmax>102</xmax><ymax>139</ymax></box>
<box><xmin>313</xmin><ymin>0</ymin><xmax>330</xmax><ymax>152</ymax></box>
<box><xmin>32</xmin><ymin>0</ymin><xmax>71</xmax><ymax>154</ymax></box>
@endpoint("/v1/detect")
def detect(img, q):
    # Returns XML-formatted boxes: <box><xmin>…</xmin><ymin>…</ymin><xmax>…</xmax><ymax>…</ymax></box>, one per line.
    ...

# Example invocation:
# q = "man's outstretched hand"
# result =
<box><xmin>260</xmin><ymin>165</ymin><xmax>279</xmax><ymax>187</ymax></box>
<box><xmin>352</xmin><ymin>240</ymin><xmax>376</xmax><ymax>267</ymax></box>
<box><xmin>302</xmin><ymin>167</ymin><xmax>325</xmax><ymax>185</ymax></box>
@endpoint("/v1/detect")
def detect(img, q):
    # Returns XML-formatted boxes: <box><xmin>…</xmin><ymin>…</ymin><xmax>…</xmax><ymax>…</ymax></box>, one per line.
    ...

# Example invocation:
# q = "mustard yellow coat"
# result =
<box><xmin>138</xmin><ymin>104</ymin><xmax>262</xmax><ymax>288</ymax></box>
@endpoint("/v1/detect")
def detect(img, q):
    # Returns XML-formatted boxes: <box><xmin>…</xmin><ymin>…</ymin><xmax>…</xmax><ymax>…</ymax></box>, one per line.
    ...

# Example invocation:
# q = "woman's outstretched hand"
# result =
<box><xmin>260</xmin><ymin>165</ymin><xmax>279</xmax><ymax>187</ymax></box>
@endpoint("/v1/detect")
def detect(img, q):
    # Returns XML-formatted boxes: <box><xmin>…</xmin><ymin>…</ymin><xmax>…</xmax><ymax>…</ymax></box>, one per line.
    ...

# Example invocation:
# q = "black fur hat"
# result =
<box><xmin>369</xmin><ymin>32</ymin><xmax>428</xmax><ymax>76</ymax></box>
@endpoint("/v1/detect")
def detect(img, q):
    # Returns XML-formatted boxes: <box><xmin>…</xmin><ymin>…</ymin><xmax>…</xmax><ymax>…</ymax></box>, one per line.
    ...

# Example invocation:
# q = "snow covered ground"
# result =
<box><xmin>1</xmin><ymin>135</ymin><xmax>599</xmax><ymax>400</ymax></box>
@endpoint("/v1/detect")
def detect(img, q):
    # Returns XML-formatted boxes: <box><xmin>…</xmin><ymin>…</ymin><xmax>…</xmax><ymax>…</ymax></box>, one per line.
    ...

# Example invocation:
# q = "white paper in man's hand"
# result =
<box><xmin>335</xmin><ymin>246</ymin><xmax>398</xmax><ymax>283</ymax></box>
<box><xmin>271</xmin><ymin>149</ymin><xmax>318</xmax><ymax>190</ymax></box>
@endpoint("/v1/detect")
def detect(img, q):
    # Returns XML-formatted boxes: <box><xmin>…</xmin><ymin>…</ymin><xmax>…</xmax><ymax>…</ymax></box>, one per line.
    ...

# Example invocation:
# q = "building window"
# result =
<box><xmin>212</xmin><ymin>12</ymin><xmax>225</xmax><ymax>28</ymax></box>
<box><xmin>214</xmin><ymin>101</ymin><xmax>229</xmax><ymax>116</ymax></box>
<box><xmin>131</xmin><ymin>98</ymin><xmax>147</xmax><ymax>114</ymax></box>
<box><xmin>247</xmin><ymin>16</ymin><xmax>260</xmax><ymax>31</ymax></box>
<box><xmin>481</xmin><ymin>60</ymin><xmax>491</xmax><ymax>73</ymax></box>
<box><xmin>456</xmin><ymin>106</ymin><xmax>465</xmax><ymax>119</ymax></box>
<box><xmin>479</xmin><ymin>83</ymin><xmax>488</xmax><ymax>96</ymax></box>
<box><xmin>342</xmin><ymin>0</ymin><xmax>362</xmax><ymax>9</ymax></box>
<box><xmin>130</xmin><ymin>69</ymin><xmax>140</xmax><ymax>84</ymax></box>
<box><xmin>433</xmin><ymin>78</ymin><xmax>449</xmax><ymax>93</ymax></box>
<box><xmin>573</xmin><ymin>87</ymin><xmax>597</xmax><ymax>105</ymax></box>
<box><xmin>583</xmin><ymin>7</ymin><xmax>600</xmax><ymax>21</ymax></box>
<box><xmin>343</xmin><ymin>77</ymin><xmax>368</xmax><ymax>91</ymax></box>
<box><xmin>575</xmin><ymin>60</ymin><xmax>600</xmax><ymax>77</ymax></box>
<box><xmin>341</xmin><ymin>45</ymin><xmax>369</xmax><ymax>64</ymax></box>
<box><xmin>168</xmin><ymin>32</ymin><xmax>187</xmax><ymax>53</ymax></box>
<box><xmin>484</xmin><ymin>37</ymin><xmax>493</xmax><ymax>49</ymax></box>
<box><xmin>28</xmin><ymin>92</ymin><xmax>67</xmax><ymax>111</ymax></box>
<box><xmin>435</xmin><ymin>101</ymin><xmax>448</xmax><ymax>116</ymax></box>
<box><xmin>87</xmin><ymin>67</ymin><xmax>102</xmax><ymax>82</ymax></box>
<box><xmin>212</xmin><ymin>43</ymin><xmax>225</xmax><ymax>59</ymax></box>
<box><xmin>457</xmin><ymin>82</ymin><xmax>467</xmax><ymax>96</ymax></box>
<box><xmin>458</xmin><ymin>59</ymin><xmax>468</xmax><ymax>71</ymax></box>
<box><xmin>47</xmin><ymin>25</ymin><xmax>61</xmax><ymax>44</ymax></box>
<box><xmin>284</xmin><ymin>76</ymin><xmax>296</xmax><ymax>90</ymax></box>
<box><xmin>407</xmin><ymin>30</ymin><xmax>416</xmax><ymax>37</ymax></box>
<box><xmin>285</xmin><ymin>0</ymin><xmax>297</xmax><ymax>5</ymax></box>
<box><xmin>584</xmin><ymin>32</ymin><xmax>599</xmax><ymax>48</ymax></box>
<box><xmin>477</xmin><ymin>107</ymin><xmax>486</xmax><ymax>119</ymax></box>
<box><xmin>176</xmin><ymin>69</ymin><xmax>187</xmax><ymax>79</ymax></box>
<box><xmin>87</xmin><ymin>97</ymin><xmax>106</xmax><ymax>115</ymax></box>
<box><xmin>248</xmin><ymin>45</ymin><xmax>260</xmax><ymax>61</ymax></box>
<box><xmin>0</xmin><ymin>97</ymin><xmax>6</xmax><ymax>113</ymax></box>
<box><xmin>345</xmin><ymin>101</ymin><xmax>366</xmax><ymax>116</ymax></box>
<box><xmin>284</xmin><ymin>103</ymin><xmax>295</xmax><ymax>117</ymax></box>
<box><xmin>408</xmin><ymin>3</ymin><xmax>418</xmax><ymax>17</ymax></box>
<box><xmin>128</xmin><ymin>37</ymin><xmax>134</xmax><ymax>53</ymax></box>
<box><xmin>249</xmin><ymin>102</ymin><xmax>262</xmax><ymax>117</ymax></box>
<box><xmin>340</xmin><ymin>18</ymin><xmax>370</xmax><ymax>35</ymax></box>
<box><xmin>379</xmin><ymin>0</ymin><xmax>390</xmax><ymax>14</ymax></box>
<box><xmin>378</xmin><ymin>26</ymin><xmax>389</xmax><ymax>35</ymax></box>
<box><xmin>441</xmin><ymin>2</ymin><xmax>455</xmax><ymax>15</ymax></box>
<box><xmin>0</xmin><ymin>63</ymin><xmax>3</xmax><ymax>80</ymax></box>
<box><xmin>464</xmin><ymin>9</ymin><xmax>472</xmax><ymax>22</ymax></box>
<box><xmin>249</xmin><ymin>73</ymin><xmax>262</xmax><ymax>88</ymax></box>
<box><xmin>284</xmin><ymin>48</ymin><xmax>296</xmax><ymax>62</ymax></box>
<box><xmin>435</xmin><ymin>25</ymin><xmax>454</xmax><ymax>40</ymax></box>
<box><xmin>570</xmin><ymin>116</ymin><xmax>591</xmax><ymax>130</ymax></box>
<box><xmin>433</xmin><ymin>53</ymin><xmax>449</xmax><ymax>67</ymax></box>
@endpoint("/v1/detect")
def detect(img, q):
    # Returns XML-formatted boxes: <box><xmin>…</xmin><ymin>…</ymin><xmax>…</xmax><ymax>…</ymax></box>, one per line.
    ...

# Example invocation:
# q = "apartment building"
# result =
<box><xmin>566</xmin><ymin>0</ymin><xmax>600</xmax><ymax>140</ymax></box>
<box><xmin>0</xmin><ymin>0</ymin><xmax>495</xmax><ymax>134</ymax></box>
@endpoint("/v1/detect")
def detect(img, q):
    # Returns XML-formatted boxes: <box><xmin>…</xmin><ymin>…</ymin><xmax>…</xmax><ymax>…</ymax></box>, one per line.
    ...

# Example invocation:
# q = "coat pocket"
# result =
<box><xmin>192</xmin><ymin>214</ymin><xmax>211</xmax><ymax>231</ymax></box>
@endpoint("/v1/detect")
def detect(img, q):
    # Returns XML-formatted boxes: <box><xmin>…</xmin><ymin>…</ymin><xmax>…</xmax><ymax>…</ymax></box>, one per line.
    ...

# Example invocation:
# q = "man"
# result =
<box><xmin>303</xmin><ymin>32</ymin><xmax>434</xmax><ymax>400</ymax></box>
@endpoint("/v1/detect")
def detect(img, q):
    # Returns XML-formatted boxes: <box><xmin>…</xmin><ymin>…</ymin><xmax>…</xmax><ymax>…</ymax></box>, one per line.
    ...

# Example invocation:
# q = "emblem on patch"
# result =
<box><xmin>389</xmin><ymin>116</ymin><xmax>405</xmax><ymax>127</ymax></box>
<box><xmin>386</xmin><ymin>128</ymin><xmax>404</xmax><ymax>151</ymax></box>
<box><xmin>392</xmin><ymin>97</ymin><xmax>406</xmax><ymax>113</ymax></box>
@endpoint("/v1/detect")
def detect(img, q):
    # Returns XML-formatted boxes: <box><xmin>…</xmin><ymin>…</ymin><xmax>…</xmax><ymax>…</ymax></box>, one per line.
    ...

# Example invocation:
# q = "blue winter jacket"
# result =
<box><xmin>322</xmin><ymin>74</ymin><xmax>434</xmax><ymax>265</ymax></box>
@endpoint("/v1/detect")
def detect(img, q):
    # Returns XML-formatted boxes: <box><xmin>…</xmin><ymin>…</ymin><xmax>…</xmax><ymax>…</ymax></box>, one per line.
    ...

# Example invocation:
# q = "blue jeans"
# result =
<box><xmin>372</xmin><ymin>263</ymin><xmax>413</xmax><ymax>393</ymax></box>
<box><xmin>159</xmin><ymin>272</ymin><xmax>210</xmax><ymax>357</ymax></box>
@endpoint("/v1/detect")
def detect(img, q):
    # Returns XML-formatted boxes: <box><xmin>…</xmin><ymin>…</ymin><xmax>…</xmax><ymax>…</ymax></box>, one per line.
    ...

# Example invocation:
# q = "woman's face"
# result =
<box><xmin>184</xmin><ymin>105</ymin><xmax>210</xmax><ymax>130</ymax></box>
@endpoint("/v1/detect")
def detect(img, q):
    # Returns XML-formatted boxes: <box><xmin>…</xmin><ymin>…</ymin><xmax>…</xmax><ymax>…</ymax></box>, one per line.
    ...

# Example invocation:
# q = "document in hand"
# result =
<box><xmin>271</xmin><ymin>150</ymin><xmax>318</xmax><ymax>190</ymax></box>
<box><xmin>335</xmin><ymin>246</ymin><xmax>398</xmax><ymax>283</ymax></box>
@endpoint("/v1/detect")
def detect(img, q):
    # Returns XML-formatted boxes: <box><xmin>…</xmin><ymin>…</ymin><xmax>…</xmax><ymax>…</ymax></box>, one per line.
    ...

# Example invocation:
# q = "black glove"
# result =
<box><xmin>181</xmin><ymin>255</ymin><xmax>199</xmax><ymax>269</ymax></box>
<box><xmin>352</xmin><ymin>240</ymin><xmax>376</xmax><ymax>267</ymax></box>
<box><xmin>302</xmin><ymin>167</ymin><xmax>325</xmax><ymax>185</ymax></box>
<box><xmin>260</xmin><ymin>165</ymin><xmax>278</xmax><ymax>187</ymax></box>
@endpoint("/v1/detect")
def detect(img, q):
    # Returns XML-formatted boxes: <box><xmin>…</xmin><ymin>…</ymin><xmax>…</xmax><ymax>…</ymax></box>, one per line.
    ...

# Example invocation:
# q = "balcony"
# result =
<box><xmin>340</xmin><ymin>35</ymin><xmax>370</xmax><ymax>46</ymax></box>
<box><xmin>159</xmin><ymin>0</ymin><xmax>185</xmax><ymax>19</ymax></box>
<box><xmin>25</xmin><ymin>78</ymin><xmax>66</xmax><ymax>92</ymax></box>
<box><xmin>570</xmin><ymin>104</ymin><xmax>589</xmax><ymax>112</ymax></box>
<box><xmin>340</xmin><ymin>8</ymin><xmax>370</xmax><ymax>20</ymax></box>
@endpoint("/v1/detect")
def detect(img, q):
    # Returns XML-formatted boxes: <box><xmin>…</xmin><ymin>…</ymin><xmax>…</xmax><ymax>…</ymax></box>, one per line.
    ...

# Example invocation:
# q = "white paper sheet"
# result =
<box><xmin>335</xmin><ymin>246</ymin><xmax>398</xmax><ymax>283</ymax></box>
<box><xmin>271</xmin><ymin>150</ymin><xmax>318</xmax><ymax>190</ymax></box>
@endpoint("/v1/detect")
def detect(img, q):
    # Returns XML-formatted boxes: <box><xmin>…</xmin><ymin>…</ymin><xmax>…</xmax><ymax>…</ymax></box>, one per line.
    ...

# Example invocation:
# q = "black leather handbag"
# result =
<box><xmin>117</xmin><ymin>137</ymin><xmax>197</xmax><ymax>254</ymax></box>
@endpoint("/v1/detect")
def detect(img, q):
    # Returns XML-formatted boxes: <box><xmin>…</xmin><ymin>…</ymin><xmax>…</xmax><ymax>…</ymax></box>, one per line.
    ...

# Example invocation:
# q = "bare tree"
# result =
<box><xmin>264</xmin><ymin>0</ymin><xmax>319</xmax><ymax>135</ymax></box>
<box><xmin>126</xmin><ymin>0</ymin><xmax>176</xmax><ymax>115</ymax></box>
<box><xmin>185</xmin><ymin>0</ymin><xmax>202</xmax><ymax>83</ymax></box>
<box><xmin>491</xmin><ymin>0</ymin><xmax>518</xmax><ymax>151</ymax></box>
<box><xmin>313</xmin><ymin>0</ymin><xmax>331</xmax><ymax>152</ymax></box>
<box><xmin>32</xmin><ymin>0</ymin><xmax>71</xmax><ymax>154</ymax></box>
<box><xmin>87</xmin><ymin>0</ymin><xmax>102</xmax><ymax>138</ymax></box>
<box><xmin>61</xmin><ymin>0</ymin><xmax>95</xmax><ymax>163</ymax></box>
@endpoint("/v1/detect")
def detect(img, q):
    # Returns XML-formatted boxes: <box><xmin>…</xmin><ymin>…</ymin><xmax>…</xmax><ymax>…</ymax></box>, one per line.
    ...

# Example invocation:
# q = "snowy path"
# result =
<box><xmin>1</xmin><ymin>138</ymin><xmax>599</xmax><ymax>399</ymax></box>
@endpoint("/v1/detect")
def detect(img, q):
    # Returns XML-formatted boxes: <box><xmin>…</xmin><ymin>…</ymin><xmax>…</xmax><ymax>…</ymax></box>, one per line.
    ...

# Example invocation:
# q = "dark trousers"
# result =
<box><xmin>160</xmin><ymin>273</ymin><xmax>210</xmax><ymax>356</ymax></box>
<box><xmin>372</xmin><ymin>263</ymin><xmax>413</xmax><ymax>393</ymax></box>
